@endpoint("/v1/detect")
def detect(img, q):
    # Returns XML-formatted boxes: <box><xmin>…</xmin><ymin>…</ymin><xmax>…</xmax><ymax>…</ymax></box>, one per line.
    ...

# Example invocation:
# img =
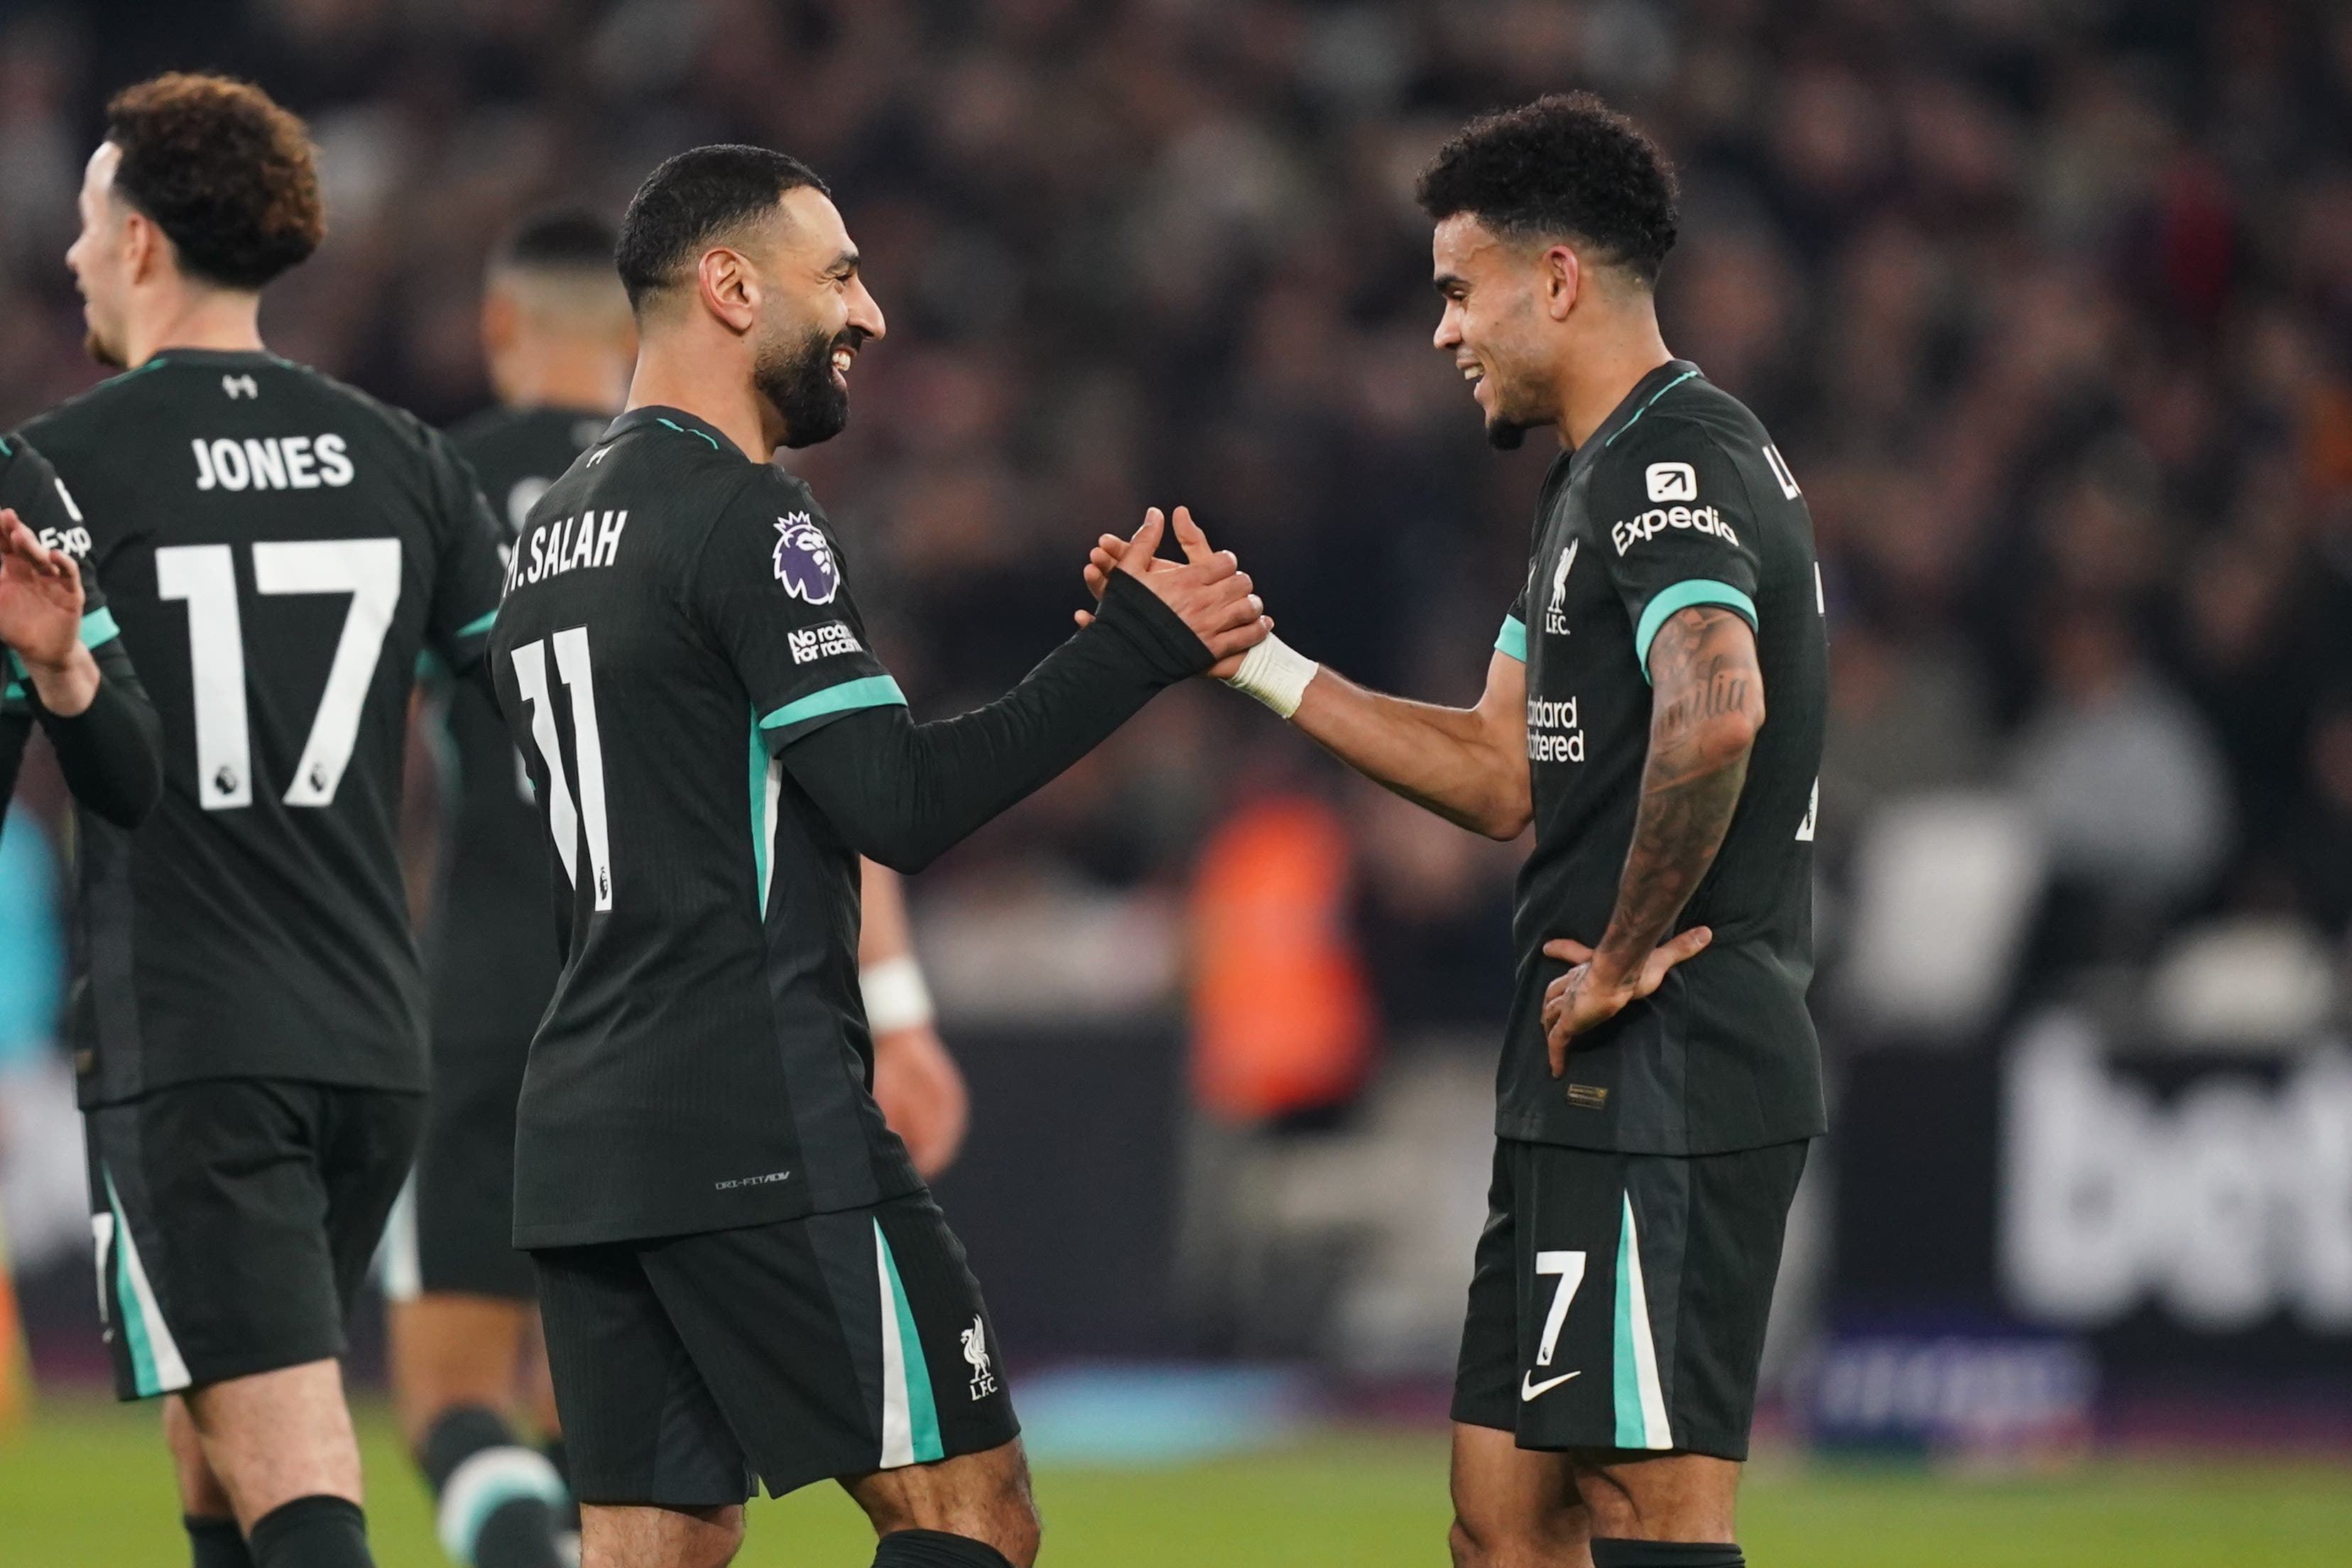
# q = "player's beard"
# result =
<box><xmin>84</xmin><ymin>323</ymin><xmax>126</xmax><ymax>370</ymax></box>
<box><xmin>757</xmin><ymin>322</ymin><xmax>861</xmax><ymax>450</ymax></box>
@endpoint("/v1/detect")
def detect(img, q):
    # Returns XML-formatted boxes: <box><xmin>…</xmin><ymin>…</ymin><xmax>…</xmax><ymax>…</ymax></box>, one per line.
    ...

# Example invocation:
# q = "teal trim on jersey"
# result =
<box><xmin>1495</xmin><ymin>615</ymin><xmax>1528</xmax><ymax>662</ymax></box>
<box><xmin>655</xmin><ymin>416</ymin><xmax>721</xmax><ymax>452</ymax></box>
<box><xmin>758</xmin><ymin>675</ymin><xmax>906</xmax><ymax>733</ymax></box>
<box><xmin>3</xmin><ymin>679</ymin><xmax>22</xmax><ymax>704</ymax></box>
<box><xmin>79</xmin><ymin>605</ymin><xmax>119</xmax><ymax>650</ymax></box>
<box><xmin>1601</xmin><ymin>369</ymin><xmax>1699</xmax><ymax>447</ymax></box>
<box><xmin>747</xmin><ymin>716</ymin><xmax>771</xmax><ymax>917</ymax></box>
<box><xmin>0</xmin><ymin>435</ymin><xmax>11</xmax><ymax>456</ymax></box>
<box><xmin>876</xmin><ymin>1222</ymin><xmax>947</xmax><ymax>1463</ymax></box>
<box><xmin>1633</xmin><ymin>579</ymin><xmax>1758</xmax><ymax>684</ymax></box>
<box><xmin>454</xmin><ymin>609</ymin><xmax>499</xmax><ymax>640</ymax></box>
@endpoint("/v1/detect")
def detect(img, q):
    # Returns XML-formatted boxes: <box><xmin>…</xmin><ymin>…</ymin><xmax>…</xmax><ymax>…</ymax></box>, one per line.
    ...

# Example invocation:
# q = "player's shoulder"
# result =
<box><xmin>18</xmin><ymin>357</ymin><xmax>181</xmax><ymax>453</ymax></box>
<box><xmin>448</xmin><ymin>403</ymin><xmax>604</xmax><ymax>462</ymax></box>
<box><xmin>1591</xmin><ymin>371</ymin><xmax>1781</xmax><ymax>499</ymax></box>
<box><xmin>0</xmin><ymin>430</ymin><xmax>59</xmax><ymax>489</ymax></box>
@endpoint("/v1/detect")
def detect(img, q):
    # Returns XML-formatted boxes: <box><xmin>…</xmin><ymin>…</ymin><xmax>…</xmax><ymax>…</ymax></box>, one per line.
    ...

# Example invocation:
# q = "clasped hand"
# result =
<box><xmin>1073</xmin><ymin>506</ymin><xmax>1270</xmax><ymax>677</ymax></box>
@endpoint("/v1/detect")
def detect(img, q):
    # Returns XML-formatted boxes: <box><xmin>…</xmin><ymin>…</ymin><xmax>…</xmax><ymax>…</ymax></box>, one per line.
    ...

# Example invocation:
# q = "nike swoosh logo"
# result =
<box><xmin>1520</xmin><ymin>1370</ymin><xmax>1581</xmax><ymax>1400</ymax></box>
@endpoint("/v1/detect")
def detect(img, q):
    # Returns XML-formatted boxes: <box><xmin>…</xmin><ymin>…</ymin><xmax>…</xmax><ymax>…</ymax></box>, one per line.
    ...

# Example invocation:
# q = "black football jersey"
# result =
<box><xmin>21</xmin><ymin>349</ymin><xmax>507</xmax><ymax>1106</ymax></box>
<box><xmin>490</xmin><ymin>405</ymin><xmax>920</xmax><ymax>1248</ymax></box>
<box><xmin>427</xmin><ymin>405</ymin><xmax>606</xmax><ymax>1063</ymax></box>
<box><xmin>0</xmin><ymin>436</ymin><xmax>123</xmax><ymax>807</ymax></box>
<box><xmin>1494</xmin><ymin>361</ymin><xmax>1826</xmax><ymax>1154</ymax></box>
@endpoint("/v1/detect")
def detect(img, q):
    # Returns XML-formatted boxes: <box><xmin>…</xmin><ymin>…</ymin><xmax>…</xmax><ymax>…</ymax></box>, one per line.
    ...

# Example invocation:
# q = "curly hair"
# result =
<box><xmin>1417</xmin><ymin>93</ymin><xmax>1679</xmax><ymax>284</ymax></box>
<box><xmin>105</xmin><ymin>74</ymin><xmax>325</xmax><ymax>291</ymax></box>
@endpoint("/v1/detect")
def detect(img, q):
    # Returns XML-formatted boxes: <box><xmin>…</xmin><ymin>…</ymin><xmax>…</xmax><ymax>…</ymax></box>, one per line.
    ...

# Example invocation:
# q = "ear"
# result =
<box><xmin>1544</xmin><ymin>243</ymin><xmax>1581</xmax><ymax>322</ymax></box>
<box><xmin>481</xmin><ymin>288</ymin><xmax>519</xmax><ymax>357</ymax></box>
<box><xmin>124</xmin><ymin>210</ymin><xmax>165</xmax><ymax>288</ymax></box>
<box><xmin>697</xmin><ymin>245</ymin><xmax>760</xmax><ymax>335</ymax></box>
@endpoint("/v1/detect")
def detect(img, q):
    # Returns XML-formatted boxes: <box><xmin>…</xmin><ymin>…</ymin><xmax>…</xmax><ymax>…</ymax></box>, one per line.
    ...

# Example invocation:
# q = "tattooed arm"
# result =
<box><xmin>1538</xmin><ymin>604</ymin><xmax>1765</xmax><ymax>1071</ymax></box>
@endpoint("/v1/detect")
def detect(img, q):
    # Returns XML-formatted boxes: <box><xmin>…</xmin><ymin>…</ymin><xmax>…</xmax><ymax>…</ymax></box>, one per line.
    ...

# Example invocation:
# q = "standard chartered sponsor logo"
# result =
<box><xmin>1526</xmin><ymin>694</ymin><xmax>1585</xmax><ymax>763</ymax></box>
<box><xmin>1611</xmin><ymin>503</ymin><xmax>1737</xmax><ymax>556</ymax></box>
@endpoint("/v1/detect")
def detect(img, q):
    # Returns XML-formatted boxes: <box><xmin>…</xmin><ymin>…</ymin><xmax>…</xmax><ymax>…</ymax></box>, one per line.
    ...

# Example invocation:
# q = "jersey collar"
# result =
<box><xmin>605</xmin><ymin>405</ymin><xmax>750</xmax><ymax>461</ymax></box>
<box><xmin>1572</xmin><ymin>357</ymin><xmax>1704</xmax><ymax>470</ymax></box>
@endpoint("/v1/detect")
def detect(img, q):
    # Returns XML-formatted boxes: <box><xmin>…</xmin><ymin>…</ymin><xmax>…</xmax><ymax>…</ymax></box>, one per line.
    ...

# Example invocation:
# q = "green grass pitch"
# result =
<box><xmin>4</xmin><ymin>1398</ymin><xmax>2348</xmax><ymax>1566</ymax></box>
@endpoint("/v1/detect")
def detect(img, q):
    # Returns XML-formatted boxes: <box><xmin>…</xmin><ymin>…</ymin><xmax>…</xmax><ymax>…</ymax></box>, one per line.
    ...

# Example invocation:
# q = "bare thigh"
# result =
<box><xmin>839</xmin><ymin>1437</ymin><xmax>1042</xmax><ymax>1567</ymax></box>
<box><xmin>581</xmin><ymin>1503</ymin><xmax>743</xmax><ymax>1568</ymax></box>
<box><xmin>387</xmin><ymin>1292</ymin><xmax>538</xmax><ymax>1445</ymax></box>
<box><xmin>180</xmin><ymin>1359</ymin><xmax>364</xmax><ymax>1529</ymax></box>
<box><xmin>1449</xmin><ymin>1422</ymin><xmax>1592</xmax><ymax>1568</ymax></box>
<box><xmin>1569</xmin><ymin>1449</ymin><xmax>1740</xmax><ymax>1542</ymax></box>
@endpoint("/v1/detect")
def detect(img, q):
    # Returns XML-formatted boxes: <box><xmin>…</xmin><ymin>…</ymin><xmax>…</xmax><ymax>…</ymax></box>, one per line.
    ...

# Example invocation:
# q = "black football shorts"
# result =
<box><xmin>1452</xmin><ymin>1136</ymin><xmax>1809</xmax><ymax>1460</ymax></box>
<box><xmin>535</xmin><ymin>1188</ymin><xmax>1020</xmax><ymax>1505</ymax></box>
<box><xmin>85</xmin><ymin>1078</ymin><xmax>423</xmax><ymax>1401</ymax></box>
<box><xmin>380</xmin><ymin>1030</ymin><xmax>535</xmax><ymax>1302</ymax></box>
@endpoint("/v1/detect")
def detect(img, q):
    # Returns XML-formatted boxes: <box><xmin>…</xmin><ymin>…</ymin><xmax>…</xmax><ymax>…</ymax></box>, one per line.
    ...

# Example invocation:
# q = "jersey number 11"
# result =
<box><xmin>511</xmin><ymin>626</ymin><xmax>614</xmax><ymax>911</ymax></box>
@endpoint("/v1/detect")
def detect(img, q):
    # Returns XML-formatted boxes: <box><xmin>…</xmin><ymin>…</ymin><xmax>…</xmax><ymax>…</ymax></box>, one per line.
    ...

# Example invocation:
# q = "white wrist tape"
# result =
<box><xmin>1220</xmin><ymin>633</ymin><xmax>1319</xmax><ymax>719</ymax></box>
<box><xmin>860</xmin><ymin>954</ymin><xmax>935</xmax><ymax>1035</ymax></box>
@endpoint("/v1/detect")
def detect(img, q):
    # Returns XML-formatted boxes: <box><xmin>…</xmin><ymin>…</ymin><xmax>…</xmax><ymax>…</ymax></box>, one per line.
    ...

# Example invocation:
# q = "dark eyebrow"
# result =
<box><xmin>1433</xmin><ymin>271</ymin><xmax>1466</xmax><ymax>295</ymax></box>
<box><xmin>829</xmin><ymin>249</ymin><xmax>860</xmax><ymax>276</ymax></box>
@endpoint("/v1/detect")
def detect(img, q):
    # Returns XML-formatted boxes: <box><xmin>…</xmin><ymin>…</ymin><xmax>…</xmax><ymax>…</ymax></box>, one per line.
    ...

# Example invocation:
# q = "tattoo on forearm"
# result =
<box><xmin>1596</xmin><ymin>607</ymin><xmax>1763</xmax><ymax>975</ymax></box>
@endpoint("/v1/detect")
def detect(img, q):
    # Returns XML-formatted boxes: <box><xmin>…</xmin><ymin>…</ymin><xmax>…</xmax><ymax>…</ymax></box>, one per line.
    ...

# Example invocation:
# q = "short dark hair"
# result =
<box><xmin>1417</xmin><ymin>93</ymin><xmax>1678</xmax><ymax>284</ymax></box>
<box><xmin>616</xmin><ymin>145</ymin><xmax>828</xmax><ymax>310</ymax></box>
<box><xmin>105</xmin><ymin>73</ymin><xmax>325</xmax><ymax>291</ymax></box>
<box><xmin>495</xmin><ymin>209</ymin><xmax>621</xmax><ymax>274</ymax></box>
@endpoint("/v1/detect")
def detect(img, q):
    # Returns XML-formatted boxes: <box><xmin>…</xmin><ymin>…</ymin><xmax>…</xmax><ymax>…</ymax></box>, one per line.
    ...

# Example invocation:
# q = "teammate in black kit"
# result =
<box><xmin>382</xmin><ymin>210</ymin><xmax>635</xmax><ymax>1568</ymax></box>
<box><xmin>25</xmin><ymin>75</ymin><xmax>508</xmax><ymax>1568</ymax></box>
<box><xmin>0</xmin><ymin>438</ymin><xmax>163</xmax><ymax>831</ymax></box>
<box><xmin>494</xmin><ymin>146</ymin><xmax>1266</xmax><ymax>1568</ymax></box>
<box><xmin>1092</xmin><ymin>97</ymin><xmax>1824</xmax><ymax>1568</ymax></box>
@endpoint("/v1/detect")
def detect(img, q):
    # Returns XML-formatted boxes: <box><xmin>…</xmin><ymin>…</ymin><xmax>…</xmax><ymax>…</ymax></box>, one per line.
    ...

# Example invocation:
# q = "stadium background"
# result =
<box><xmin>2</xmin><ymin>0</ymin><xmax>2349</xmax><ymax>1562</ymax></box>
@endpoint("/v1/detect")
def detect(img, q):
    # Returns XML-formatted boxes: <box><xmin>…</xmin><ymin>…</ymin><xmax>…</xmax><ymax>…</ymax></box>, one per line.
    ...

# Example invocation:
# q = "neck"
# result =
<box><xmin>624</xmin><ymin>332</ymin><xmax>775</xmax><ymax>462</ymax></box>
<box><xmin>1552</xmin><ymin>303</ymin><xmax>1674</xmax><ymax>450</ymax></box>
<box><xmin>494</xmin><ymin>339</ymin><xmax>626</xmax><ymax>417</ymax></box>
<box><xmin>125</xmin><ymin>282</ymin><xmax>265</xmax><ymax>369</ymax></box>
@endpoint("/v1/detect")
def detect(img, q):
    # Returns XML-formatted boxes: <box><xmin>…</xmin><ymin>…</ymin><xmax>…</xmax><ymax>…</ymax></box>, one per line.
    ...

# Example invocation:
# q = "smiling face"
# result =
<box><xmin>65</xmin><ymin>143</ymin><xmax>138</xmax><ymax>368</ymax></box>
<box><xmin>745</xmin><ymin>185</ymin><xmax>886</xmax><ymax>449</ymax></box>
<box><xmin>1430</xmin><ymin>212</ymin><xmax>1578</xmax><ymax>451</ymax></box>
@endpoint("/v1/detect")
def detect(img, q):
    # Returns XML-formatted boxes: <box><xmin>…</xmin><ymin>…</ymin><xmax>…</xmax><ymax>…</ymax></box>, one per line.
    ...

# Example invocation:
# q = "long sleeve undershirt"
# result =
<box><xmin>0</xmin><ymin>637</ymin><xmax>165</xmax><ymax>832</ymax></box>
<box><xmin>780</xmin><ymin>570</ymin><xmax>1210</xmax><ymax>873</ymax></box>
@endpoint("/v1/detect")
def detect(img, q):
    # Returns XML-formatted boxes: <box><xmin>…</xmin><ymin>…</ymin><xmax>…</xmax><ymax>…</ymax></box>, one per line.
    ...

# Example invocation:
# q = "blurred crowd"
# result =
<box><xmin>6</xmin><ymin>0</ymin><xmax>2352</xmax><ymax>1078</ymax></box>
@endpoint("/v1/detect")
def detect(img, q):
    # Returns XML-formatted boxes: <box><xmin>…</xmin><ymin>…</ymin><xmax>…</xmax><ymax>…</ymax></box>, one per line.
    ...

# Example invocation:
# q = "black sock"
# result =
<box><xmin>419</xmin><ymin>1405</ymin><xmax>568</xmax><ymax>1568</ymax></box>
<box><xmin>872</xmin><ymin>1528</ymin><xmax>1018</xmax><ymax>1568</ymax></box>
<box><xmin>246</xmin><ymin>1495</ymin><xmax>372</xmax><ymax>1568</ymax></box>
<box><xmin>185</xmin><ymin>1513</ymin><xmax>252</xmax><ymax>1568</ymax></box>
<box><xmin>1590</xmin><ymin>1541</ymin><xmax>1744</xmax><ymax>1568</ymax></box>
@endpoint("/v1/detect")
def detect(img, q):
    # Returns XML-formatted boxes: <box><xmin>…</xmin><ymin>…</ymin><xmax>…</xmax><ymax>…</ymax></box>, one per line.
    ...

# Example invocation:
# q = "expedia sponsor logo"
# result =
<box><xmin>1526</xmin><ymin>695</ymin><xmax>1585</xmax><ymax>763</ymax></box>
<box><xmin>1612</xmin><ymin>503</ymin><xmax>1737</xmax><ymax>556</ymax></box>
<box><xmin>788</xmin><ymin>621</ymin><xmax>862</xmax><ymax>665</ymax></box>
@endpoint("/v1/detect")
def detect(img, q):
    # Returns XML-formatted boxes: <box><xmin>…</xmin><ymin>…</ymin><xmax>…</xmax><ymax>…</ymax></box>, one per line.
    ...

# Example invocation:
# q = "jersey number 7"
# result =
<box><xmin>511</xmin><ymin>626</ymin><xmax>614</xmax><ymax>911</ymax></box>
<box><xmin>155</xmin><ymin>539</ymin><xmax>401</xmax><ymax>810</ymax></box>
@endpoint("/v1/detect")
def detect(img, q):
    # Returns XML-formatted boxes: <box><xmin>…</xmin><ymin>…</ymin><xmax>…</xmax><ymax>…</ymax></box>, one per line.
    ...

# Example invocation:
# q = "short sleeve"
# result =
<box><xmin>689</xmin><ymin>471</ymin><xmax>903</xmax><ymax>749</ymax></box>
<box><xmin>1</xmin><ymin>437</ymin><xmax>118</xmax><ymax>710</ymax></box>
<box><xmin>1589</xmin><ymin>419</ymin><xmax>1762</xmax><ymax>682</ymax></box>
<box><xmin>420</xmin><ymin>428</ymin><xmax>508</xmax><ymax>672</ymax></box>
<box><xmin>1496</xmin><ymin>568</ymin><xmax>1532</xmax><ymax>661</ymax></box>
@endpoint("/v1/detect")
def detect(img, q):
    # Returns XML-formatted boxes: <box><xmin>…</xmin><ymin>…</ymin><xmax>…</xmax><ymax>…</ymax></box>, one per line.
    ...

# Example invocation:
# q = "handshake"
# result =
<box><xmin>1072</xmin><ymin>506</ymin><xmax>1315</xmax><ymax>715</ymax></box>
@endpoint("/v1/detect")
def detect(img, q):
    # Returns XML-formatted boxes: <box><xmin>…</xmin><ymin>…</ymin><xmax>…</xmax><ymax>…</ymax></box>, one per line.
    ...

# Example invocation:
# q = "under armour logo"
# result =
<box><xmin>222</xmin><ymin>374</ymin><xmax>258</xmax><ymax>399</ymax></box>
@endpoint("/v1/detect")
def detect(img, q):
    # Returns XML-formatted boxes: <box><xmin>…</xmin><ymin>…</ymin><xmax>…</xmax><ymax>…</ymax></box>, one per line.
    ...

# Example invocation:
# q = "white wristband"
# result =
<box><xmin>860</xmin><ymin>954</ymin><xmax>935</xmax><ymax>1035</ymax></box>
<box><xmin>1219</xmin><ymin>633</ymin><xmax>1319</xmax><ymax>719</ymax></box>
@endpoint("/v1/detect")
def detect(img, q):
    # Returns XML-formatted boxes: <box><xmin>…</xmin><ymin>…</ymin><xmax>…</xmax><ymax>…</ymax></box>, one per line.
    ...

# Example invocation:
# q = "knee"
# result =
<box><xmin>991</xmin><ymin>1493</ymin><xmax>1042</xmax><ymax>1568</ymax></box>
<box><xmin>1448</xmin><ymin>1513</ymin><xmax>1512</xmax><ymax>1568</ymax></box>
